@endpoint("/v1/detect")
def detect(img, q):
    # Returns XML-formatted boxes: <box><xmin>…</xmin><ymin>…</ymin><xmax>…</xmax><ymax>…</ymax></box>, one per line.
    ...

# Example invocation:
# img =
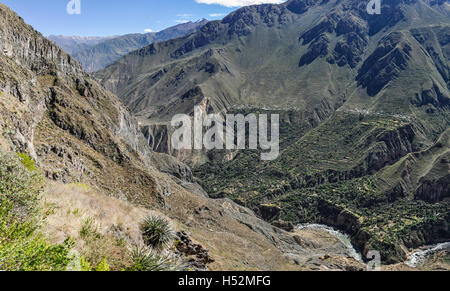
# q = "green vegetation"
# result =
<box><xmin>68</xmin><ymin>182</ymin><xmax>90</xmax><ymax>189</ymax></box>
<box><xmin>0</xmin><ymin>152</ymin><xmax>42</xmax><ymax>220</ymax></box>
<box><xmin>75</xmin><ymin>256</ymin><xmax>110</xmax><ymax>271</ymax></box>
<box><xmin>124</xmin><ymin>216</ymin><xmax>184</xmax><ymax>271</ymax></box>
<box><xmin>94</xmin><ymin>257</ymin><xmax>110</xmax><ymax>271</ymax></box>
<box><xmin>126</xmin><ymin>245</ymin><xmax>181</xmax><ymax>271</ymax></box>
<box><xmin>79</xmin><ymin>256</ymin><xmax>93</xmax><ymax>271</ymax></box>
<box><xmin>140</xmin><ymin>215</ymin><xmax>176</xmax><ymax>250</ymax></box>
<box><xmin>79</xmin><ymin>217</ymin><xmax>101</xmax><ymax>241</ymax></box>
<box><xmin>17</xmin><ymin>153</ymin><xmax>38</xmax><ymax>172</ymax></box>
<box><xmin>195</xmin><ymin>109</ymin><xmax>450</xmax><ymax>263</ymax></box>
<box><xmin>0</xmin><ymin>152</ymin><xmax>73</xmax><ymax>271</ymax></box>
<box><xmin>0</xmin><ymin>152</ymin><xmax>180</xmax><ymax>271</ymax></box>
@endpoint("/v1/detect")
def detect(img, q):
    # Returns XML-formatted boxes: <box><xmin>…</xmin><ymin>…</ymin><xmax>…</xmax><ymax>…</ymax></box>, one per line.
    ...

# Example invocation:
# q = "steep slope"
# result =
<box><xmin>96</xmin><ymin>0</ymin><xmax>450</xmax><ymax>264</ymax></box>
<box><xmin>0</xmin><ymin>3</ymin><xmax>160</xmax><ymax>205</ymax></box>
<box><xmin>55</xmin><ymin>20</ymin><xmax>208</xmax><ymax>72</ymax></box>
<box><xmin>97</xmin><ymin>0</ymin><xmax>449</xmax><ymax>119</ymax></box>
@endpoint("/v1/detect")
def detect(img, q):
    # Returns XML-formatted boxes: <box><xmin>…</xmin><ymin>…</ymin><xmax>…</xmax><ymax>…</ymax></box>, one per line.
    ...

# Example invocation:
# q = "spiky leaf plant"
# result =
<box><xmin>140</xmin><ymin>216</ymin><xmax>175</xmax><ymax>250</ymax></box>
<box><xmin>126</xmin><ymin>245</ymin><xmax>183</xmax><ymax>271</ymax></box>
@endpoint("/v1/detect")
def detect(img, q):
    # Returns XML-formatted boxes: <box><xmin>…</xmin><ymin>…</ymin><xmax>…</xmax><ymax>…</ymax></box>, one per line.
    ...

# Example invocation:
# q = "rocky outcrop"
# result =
<box><xmin>415</xmin><ymin>153</ymin><xmax>450</xmax><ymax>203</ymax></box>
<box><xmin>141</xmin><ymin>124</ymin><xmax>171</xmax><ymax>154</ymax></box>
<box><xmin>315</xmin><ymin>200</ymin><xmax>404</xmax><ymax>264</ymax></box>
<box><xmin>299</xmin><ymin>8</ymin><xmax>369</xmax><ymax>68</ymax></box>
<box><xmin>151</xmin><ymin>152</ymin><xmax>194</xmax><ymax>183</ymax></box>
<box><xmin>400</xmin><ymin>214</ymin><xmax>450</xmax><ymax>250</ymax></box>
<box><xmin>0</xmin><ymin>3</ymin><xmax>162</xmax><ymax>204</ymax></box>
<box><xmin>222</xmin><ymin>4</ymin><xmax>293</xmax><ymax>36</ymax></box>
<box><xmin>272</xmin><ymin>220</ymin><xmax>295</xmax><ymax>232</ymax></box>
<box><xmin>175</xmin><ymin>231</ymin><xmax>214</xmax><ymax>270</ymax></box>
<box><xmin>357</xmin><ymin>32</ymin><xmax>412</xmax><ymax>96</ymax></box>
<box><xmin>171</xmin><ymin>22</ymin><xmax>225</xmax><ymax>58</ymax></box>
<box><xmin>0</xmin><ymin>6</ymin><xmax>82</xmax><ymax>76</ymax></box>
<box><xmin>299</xmin><ymin>34</ymin><xmax>329</xmax><ymax>66</ymax></box>
<box><xmin>415</xmin><ymin>177</ymin><xmax>450</xmax><ymax>203</ymax></box>
<box><xmin>331</xmin><ymin>31</ymin><xmax>368</xmax><ymax>68</ymax></box>
<box><xmin>286</xmin><ymin>0</ymin><xmax>327</xmax><ymax>14</ymax></box>
<box><xmin>412</xmin><ymin>83</ymin><xmax>450</xmax><ymax>108</ymax></box>
<box><xmin>411</xmin><ymin>26</ymin><xmax>450</xmax><ymax>87</ymax></box>
<box><xmin>366</xmin><ymin>124</ymin><xmax>416</xmax><ymax>171</ymax></box>
<box><xmin>256</xmin><ymin>204</ymin><xmax>282</xmax><ymax>222</ymax></box>
<box><xmin>317</xmin><ymin>200</ymin><xmax>362</xmax><ymax>239</ymax></box>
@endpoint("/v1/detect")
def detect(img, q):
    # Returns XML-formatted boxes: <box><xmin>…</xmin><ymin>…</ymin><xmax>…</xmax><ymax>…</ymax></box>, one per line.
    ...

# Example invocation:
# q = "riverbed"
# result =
<box><xmin>406</xmin><ymin>242</ymin><xmax>450</xmax><ymax>267</ymax></box>
<box><xmin>297</xmin><ymin>223</ymin><xmax>450</xmax><ymax>269</ymax></box>
<box><xmin>296</xmin><ymin>224</ymin><xmax>363</xmax><ymax>262</ymax></box>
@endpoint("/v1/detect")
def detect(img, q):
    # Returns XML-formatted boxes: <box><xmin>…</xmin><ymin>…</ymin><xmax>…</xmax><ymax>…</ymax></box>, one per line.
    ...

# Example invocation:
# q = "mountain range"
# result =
<box><xmin>0</xmin><ymin>2</ymin><xmax>374</xmax><ymax>271</ymax></box>
<box><xmin>96</xmin><ymin>0</ymin><xmax>450</xmax><ymax>264</ymax></box>
<box><xmin>46</xmin><ymin>35</ymin><xmax>117</xmax><ymax>54</ymax></box>
<box><xmin>0</xmin><ymin>0</ymin><xmax>449</xmax><ymax>270</ymax></box>
<box><xmin>48</xmin><ymin>19</ymin><xmax>209</xmax><ymax>72</ymax></box>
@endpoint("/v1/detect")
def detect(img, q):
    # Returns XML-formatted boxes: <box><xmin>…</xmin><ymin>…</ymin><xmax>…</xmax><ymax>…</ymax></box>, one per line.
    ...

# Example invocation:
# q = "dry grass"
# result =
<box><xmin>42</xmin><ymin>181</ymin><xmax>165</xmax><ymax>270</ymax></box>
<box><xmin>41</xmin><ymin>176</ymin><xmax>300</xmax><ymax>270</ymax></box>
<box><xmin>40</xmin><ymin>170</ymin><xmax>358</xmax><ymax>271</ymax></box>
<box><xmin>147</xmin><ymin>170</ymin><xmax>303</xmax><ymax>271</ymax></box>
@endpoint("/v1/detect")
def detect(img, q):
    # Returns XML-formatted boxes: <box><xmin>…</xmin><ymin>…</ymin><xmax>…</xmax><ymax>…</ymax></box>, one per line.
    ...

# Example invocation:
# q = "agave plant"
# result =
<box><xmin>140</xmin><ymin>215</ymin><xmax>176</xmax><ymax>250</ymax></box>
<box><xmin>127</xmin><ymin>245</ymin><xmax>183</xmax><ymax>271</ymax></box>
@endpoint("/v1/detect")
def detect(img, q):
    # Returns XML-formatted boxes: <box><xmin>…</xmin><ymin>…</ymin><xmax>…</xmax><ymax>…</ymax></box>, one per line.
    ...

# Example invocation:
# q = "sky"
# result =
<box><xmin>1</xmin><ymin>0</ymin><xmax>285</xmax><ymax>37</ymax></box>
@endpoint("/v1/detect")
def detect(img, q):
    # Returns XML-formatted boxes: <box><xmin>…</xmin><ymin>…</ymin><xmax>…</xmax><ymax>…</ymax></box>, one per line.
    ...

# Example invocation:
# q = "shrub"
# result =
<box><xmin>94</xmin><ymin>257</ymin><xmax>110</xmax><ymax>271</ymax></box>
<box><xmin>67</xmin><ymin>254</ymin><xmax>110</xmax><ymax>271</ymax></box>
<box><xmin>0</xmin><ymin>152</ymin><xmax>43</xmax><ymax>221</ymax></box>
<box><xmin>0</xmin><ymin>152</ymin><xmax>72</xmax><ymax>271</ymax></box>
<box><xmin>126</xmin><ymin>245</ymin><xmax>182</xmax><ymax>271</ymax></box>
<box><xmin>16</xmin><ymin>153</ymin><xmax>38</xmax><ymax>172</ymax></box>
<box><xmin>0</xmin><ymin>198</ymin><xmax>74</xmax><ymax>270</ymax></box>
<box><xmin>140</xmin><ymin>216</ymin><xmax>175</xmax><ymax>250</ymax></box>
<box><xmin>79</xmin><ymin>256</ymin><xmax>92</xmax><ymax>271</ymax></box>
<box><xmin>79</xmin><ymin>217</ymin><xmax>101</xmax><ymax>241</ymax></box>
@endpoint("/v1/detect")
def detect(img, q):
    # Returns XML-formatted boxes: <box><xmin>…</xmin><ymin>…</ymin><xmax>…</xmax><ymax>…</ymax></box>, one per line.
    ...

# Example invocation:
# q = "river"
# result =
<box><xmin>297</xmin><ymin>223</ymin><xmax>450</xmax><ymax>268</ymax></box>
<box><xmin>296</xmin><ymin>223</ymin><xmax>363</xmax><ymax>262</ymax></box>
<box><xmin>405</xmin><ymin>242</ymin><xmax>450</xmax><ymax>267</ymax></box>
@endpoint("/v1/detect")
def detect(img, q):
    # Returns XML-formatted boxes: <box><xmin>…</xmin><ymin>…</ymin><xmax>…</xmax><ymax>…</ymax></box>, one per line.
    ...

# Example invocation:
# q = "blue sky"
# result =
<box><xmin>1</xmin><ymin>0</ymin><xmax>285</xmax><ymax>37</ymax></box>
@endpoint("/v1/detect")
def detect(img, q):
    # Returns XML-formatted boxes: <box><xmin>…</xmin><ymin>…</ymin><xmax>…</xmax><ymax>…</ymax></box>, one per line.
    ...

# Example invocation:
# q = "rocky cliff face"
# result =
<box><xmin>0</xmin><ymin>4</ymin><xmax>158</xmax><ymax>204</ymax></box>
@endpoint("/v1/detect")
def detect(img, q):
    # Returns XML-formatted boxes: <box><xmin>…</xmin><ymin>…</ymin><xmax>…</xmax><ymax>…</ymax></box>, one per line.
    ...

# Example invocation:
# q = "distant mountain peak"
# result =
<box><xmin>49</xmin><ymin>20</ymin><xmax>209</xmax><ymax>72</ymax></box>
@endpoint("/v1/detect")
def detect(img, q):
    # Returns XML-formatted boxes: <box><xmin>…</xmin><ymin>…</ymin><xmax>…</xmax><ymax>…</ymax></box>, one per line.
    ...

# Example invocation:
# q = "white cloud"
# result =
<box><xmin>209</xmin><ymin>13</ymin><xmax>226</xmax><ymax>17</ymax></box>
<box><xmin>175</xmin><ymin>20</ymin><xmax>190</xmax><ymax>24</ymax></box>
<box><xmin>177</xmin><ymin>13</ymin><xmax>194</xmax><ymax>18</ymax></box>
<box><xmin>195</xmin><ymin>0</ymin><xmax>285</xmax><ymax>7</ymax></box>
<box><xmin>144</xmin><ymin>28</ymin><xmax>153</xmax><ymax>33</ymax></box>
